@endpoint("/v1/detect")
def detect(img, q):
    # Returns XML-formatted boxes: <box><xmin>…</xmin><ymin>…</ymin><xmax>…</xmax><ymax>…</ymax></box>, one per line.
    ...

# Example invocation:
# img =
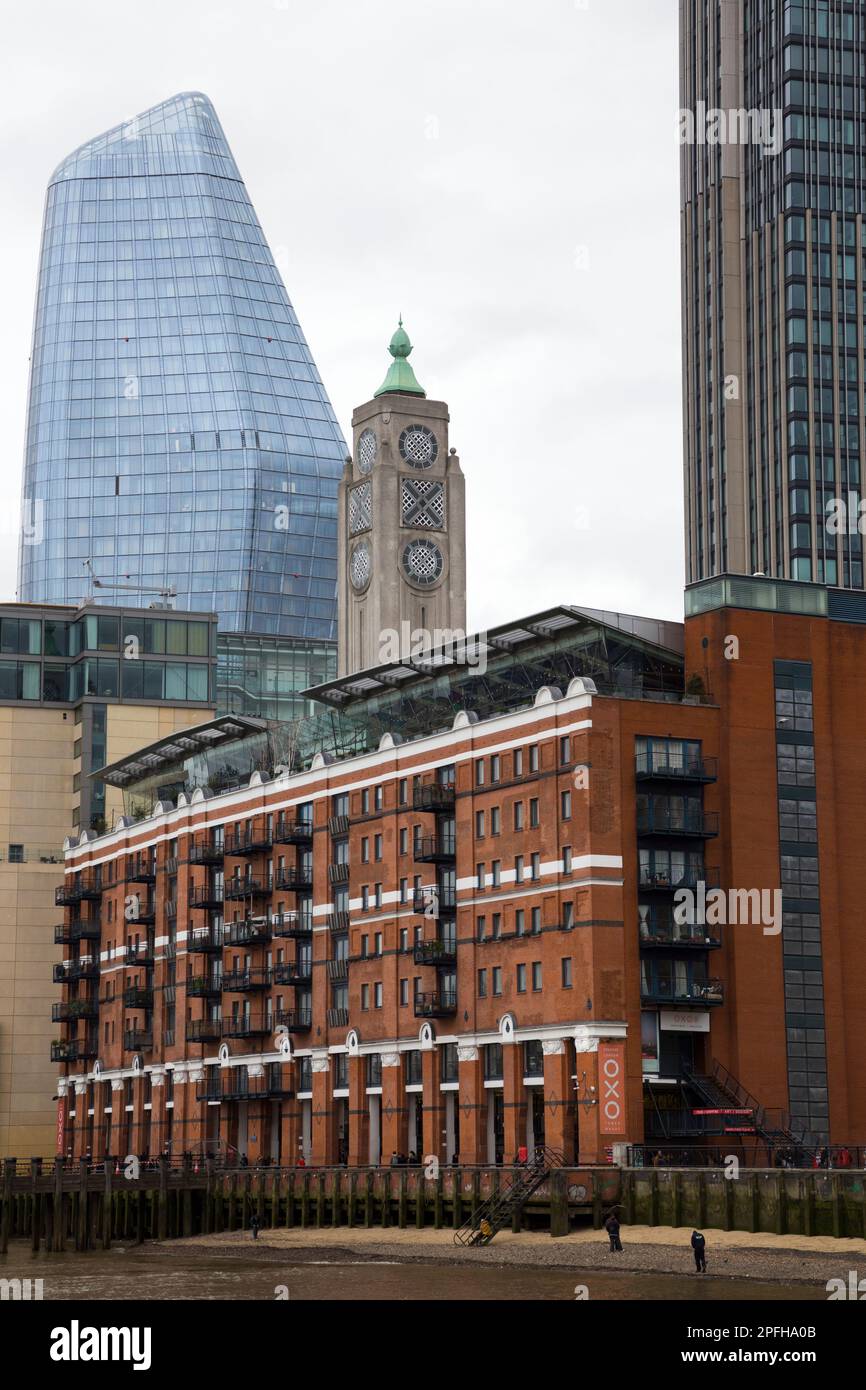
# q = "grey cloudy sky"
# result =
<box><xmin>0</xmin><ymin>0</ymin><xmax>683</xmax><ymax>633</ymax></box>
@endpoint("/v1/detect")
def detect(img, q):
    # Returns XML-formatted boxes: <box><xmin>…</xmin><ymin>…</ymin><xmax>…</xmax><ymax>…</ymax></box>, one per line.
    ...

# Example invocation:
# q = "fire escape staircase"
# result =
<box><xmin>683</xmin><ymin>1060</ymin><xmax>819</xmax><ymax>1153</ymax></box>
<box><xmin>453</xmin><ymin>1147</ymin><xmax>564</xmax><ymax>1247</ymax></box>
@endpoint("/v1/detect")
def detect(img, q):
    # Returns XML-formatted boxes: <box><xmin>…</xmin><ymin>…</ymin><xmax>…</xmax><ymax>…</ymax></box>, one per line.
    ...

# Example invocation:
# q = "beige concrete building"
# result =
<box><xmin>0</xmin><ymin>603</ymin><xmax>216</xmax><ymax>1156</ymax></box>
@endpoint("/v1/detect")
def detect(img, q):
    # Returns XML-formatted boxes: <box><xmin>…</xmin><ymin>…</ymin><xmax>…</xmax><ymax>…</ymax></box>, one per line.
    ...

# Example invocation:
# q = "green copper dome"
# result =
<box><xmin>374</xmin><ymin>317</ymin><xmax>426</xmax><ymax>398</ymax></box>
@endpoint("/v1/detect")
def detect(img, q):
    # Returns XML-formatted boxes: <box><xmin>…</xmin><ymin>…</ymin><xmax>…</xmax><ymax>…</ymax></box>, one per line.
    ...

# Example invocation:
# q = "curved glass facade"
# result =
<box><xmin>18</xmin><ymin>91</ymin><xmax>346</xmax><ymax>638</ymax></box>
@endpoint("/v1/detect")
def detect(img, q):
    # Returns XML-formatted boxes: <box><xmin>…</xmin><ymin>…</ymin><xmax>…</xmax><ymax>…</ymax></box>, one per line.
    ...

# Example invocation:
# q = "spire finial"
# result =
<box><xmin>374</xmin><ymin>317</ymin><xmax>426</xmax><ymax>397</ymax></box>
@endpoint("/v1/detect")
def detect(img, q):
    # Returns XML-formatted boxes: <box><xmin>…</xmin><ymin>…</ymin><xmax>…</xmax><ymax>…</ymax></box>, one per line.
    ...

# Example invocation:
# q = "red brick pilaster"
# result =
<box><xmin>542</xmin><ymin>1040</ymin><xmax>576</xmax><ymax>1162</ymax></box>
<box><xmin>457</xmin><ymin>1046</ymin><xmax>486</xmax><ymax>1164</ymax></box>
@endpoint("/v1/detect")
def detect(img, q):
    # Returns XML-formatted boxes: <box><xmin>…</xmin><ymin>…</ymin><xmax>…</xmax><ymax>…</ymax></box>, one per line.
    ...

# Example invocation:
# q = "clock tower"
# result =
<box><xmin>337</xmin><ymin>321</ymin><xmax>466</xmax><ymax>675</ymax></box>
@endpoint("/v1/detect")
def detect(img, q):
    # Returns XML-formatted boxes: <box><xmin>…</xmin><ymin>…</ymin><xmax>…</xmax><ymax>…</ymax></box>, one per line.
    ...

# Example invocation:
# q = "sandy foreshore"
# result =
<box><xmin>165</xmin><ymin>1223</ymin><xmax>866</xmax><ymax>1288</ymax></box>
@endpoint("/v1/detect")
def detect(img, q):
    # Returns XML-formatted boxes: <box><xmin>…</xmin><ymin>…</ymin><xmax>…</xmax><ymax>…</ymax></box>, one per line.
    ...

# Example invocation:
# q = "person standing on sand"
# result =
<box><xmin>604</xmin><ymin>1211</ymin><xmax>623</xmax><ymax>1252</ymax></box>
<box><xmin>691</xmin><ymin>1229</ymin><xmax>707</xmax><ymax>1272</ymax></box>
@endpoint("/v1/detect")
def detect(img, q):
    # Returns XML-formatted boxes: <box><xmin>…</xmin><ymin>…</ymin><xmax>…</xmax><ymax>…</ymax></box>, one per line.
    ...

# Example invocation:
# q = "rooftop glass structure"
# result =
<box><xmin>18</xmin><ymin>91</ymin><xmax>346</xmax><ymax>639</ymax></box>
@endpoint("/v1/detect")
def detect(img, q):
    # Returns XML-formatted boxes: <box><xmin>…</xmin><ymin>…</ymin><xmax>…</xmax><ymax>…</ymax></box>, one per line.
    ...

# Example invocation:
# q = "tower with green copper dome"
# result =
<box><xmin>337</xmin><ymin>321</ymin><xmax>467</xmax><ymax>675</ymax></box>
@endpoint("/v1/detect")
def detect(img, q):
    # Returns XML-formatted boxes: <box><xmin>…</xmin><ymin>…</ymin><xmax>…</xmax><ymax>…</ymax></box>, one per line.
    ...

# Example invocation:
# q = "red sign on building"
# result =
<box><xmin>56</xmin><ymin>1098</ymin><xmax>65</xmax><ymax>1155</ymax></box>
<box><xmin>598</xmin><ymin>1042</ymin><xmax>626</xmax><ymax>1135</ymax></box>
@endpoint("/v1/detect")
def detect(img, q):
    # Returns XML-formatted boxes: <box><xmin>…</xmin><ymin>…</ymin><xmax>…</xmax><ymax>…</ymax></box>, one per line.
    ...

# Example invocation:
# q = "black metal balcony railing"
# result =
<box><xmin>221</xmin><ymin>1015</ymin><xmax>270</xmax><ymax>1039</ymax></box>
<box><xmin>274</xmin><ymin>818</ymin><xmax>314</xmax><ymax>845</ymax></box>
<box><xmin>412</xmin><ymin>887</ymin><xmax>457</xmax><ymax>915</ymax></box>
<box><xmin>272</xmin><ymin>911</ymin><xmax>314</xmax><ymax>939</ymax></box>
<box><xmin>327</xmin><ymin>814</ymin><xmax>350</xmax><ymax>837</ymax></box>
<box><xmin>55</xmin><ymin>876</ymin><xmax>103</xmax><ymax>907</ymax></box>
<box><xmin>188</xmin><ymin>841</ymin><xmax>225</xmax><ymax>866</ymax></box>
<box><xmin>187</xmin><ymin>925</ymin><xmax>224</xmax><ymax>953</ymax></box>
<box><xmin>413</xmin><ymin>938</ymin><xmax>458</xmax><ymax>967</ymax></box>
<box><xmin>51</xmin><ymin>1039</ymin><xmax>98</xmax><ymax>1063</ymax></box>
<box><xmin>186</xmin><ymin>975</ymin><xmax>222</xmax><ymax>999</ymax></box>
<box><xmin>53</xmin><ymin>960</ymin><xmax>99</xmax><ymax>984</ymax></box>
<box><xmin>414</xmin><ymin>834</ymin><xmax>456</xmax><ymax>864</ymax></box>
<box><xmin>328</xmin><ymin>862</ymin><xmax>350</xmax><ymax>884</ymax></box>
<box><xmin>219</xmin><ymin>1074</ymin><xmax>270</xmax><ymax>1102</ymax></box>
<box><xmin>127</xmin><ymin>902</ymin><xmax>156</xmax><ymax>926</ymax></box>
<box><xmin>638</xmin><ymin>913</ymin><xmax>722</xmax><ymax>949</ymax></box>
<box><xmin>125</xmin><ymin>943</ymin><xmax>154</xmax><ymax>967</ymax></box>
<box><xmin>640</xmin><ymin>976</ymin><xmax>725</xmax><ymax>1007</ymax></box>
<box><xmin>222</xmin><ymin>968</ymin><xmax>272</xmax><ymax>993</ymax></box>
<box><xmin>224</xmin><ymin>830</ymin><xmax>273</xmax><ymax>856</ymax></box>
<box><xmin>223</xmin><ymin>878</ymin><xmax>269</xmax><ymax>901</ymax></box>
<box><xmin>327</xmin><ymin>1007</ymin><xmax>349</xmax><ymax>1028</ymax></box>
<box><xmin>273</xmin><ymin>959</ymin><xmax>312</xmax><ymax>987</ymax></box>
<box><xmin>274</xmin><ymin>866</ymin><xmax>313</xmax><ymax>892</ymax></box>
<box><xmin>223</xmin><ymin>917</ymin><xmax>272</xmax><ymax>948</ymax></box>
<box><xmin>635</xmin><ymin>753</ymin><xmax>719</xmax><ymax>783</ymax></box>
<box><xmin>52</xmin><ymin>999</ymin><xmax>99</xmax><ymax>1023</ymax></box>
<box><xmin>189</xmin><ymin>883</ymin><xmax>225</xmax><ymax>909</ymax></box>
<box><xmin>328</xmin><ymin>910</ymin><xmax>350</xmax><ymax>935</ymax></box>
<box><xmin>636</xmin><ymin>807</ymin><xmax>720</xmax><ymax>839</ymax></box>
<box><xmin>326</xmin><ymin>958</ymin><xmax>349</xmax><ymax>982</ymax></box>
<box><xmin>123</xmin><ymin>1029</ymin><xmax>153</xmax><ymax>1052</ymax></box>
<box><xmin>123</xmin><ymin>986</ymin><xmax>154</xmax><ymax>1010</ymax></box>
<box><xmin>274</xmin><ymin>1007</ymin><xmax>312</xmax><ymax>1033</ymax></box>
<box><xmin>54</xmin><ymin>917</ymin><xmax>102</xmax><ymax>945</ymax></box>
<box><xmin>638</xmin><ymin>867</ymin><xmax>720</xmax><ymax>893</ymax></box>
<box><xmin>127</xmin><ymin>861</ymin><xmax>157</xmax><ymax>883</ymax></box>
<box><xmin>414</xmin><ymin>990</ymin><xmax>457</xmax><ymax>1018</ymax></box>
<box><xmin>413</xmin><ymin>782</ymin><xmax>456</xmax><ymax>812</ymax></box>
<box><xmin>186</xmin><ymin>1018</ymin><xmax>222</xmax><ymax>1044</ymax></box>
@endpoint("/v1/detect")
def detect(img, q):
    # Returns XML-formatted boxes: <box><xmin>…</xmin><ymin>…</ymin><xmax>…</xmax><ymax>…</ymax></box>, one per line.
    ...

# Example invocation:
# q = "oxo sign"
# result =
<box><xmin>598</xmin><ymin>1042</ymin><xmax>626</xmax><ymax>1135</ymax></box>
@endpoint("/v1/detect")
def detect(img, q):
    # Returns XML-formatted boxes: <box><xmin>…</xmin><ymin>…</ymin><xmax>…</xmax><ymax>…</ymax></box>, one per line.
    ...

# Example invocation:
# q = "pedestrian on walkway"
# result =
<box><xmin>691</xmin><ymin>1229</ymin><xmax>707</xmax><ymax>1272</ymax></box>
<box><xmin>604</xmin><ymin>1211</ymin><xmax>623</xmax><ymax>1252</ymax></box>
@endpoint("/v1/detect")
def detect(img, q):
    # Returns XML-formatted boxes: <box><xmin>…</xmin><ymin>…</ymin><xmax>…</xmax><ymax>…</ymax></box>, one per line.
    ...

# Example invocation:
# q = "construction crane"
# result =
<box><xmin>82</xmin><ymin>558</ymin><xmax>177</xmax><ymax>608</ymax></box>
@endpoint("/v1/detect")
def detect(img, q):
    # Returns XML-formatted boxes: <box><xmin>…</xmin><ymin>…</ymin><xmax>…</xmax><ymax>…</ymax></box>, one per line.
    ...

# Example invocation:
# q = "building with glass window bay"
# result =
<box><xmin>17</xmin><ymin>91</ymin><xmax>346</xmax><ymax>639</ymax></box>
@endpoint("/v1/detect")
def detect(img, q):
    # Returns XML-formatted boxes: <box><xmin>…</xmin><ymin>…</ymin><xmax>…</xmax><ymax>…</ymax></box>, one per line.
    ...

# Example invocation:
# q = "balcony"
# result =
<box><xmin>274</xmin><ymin>818</ymin><xmax>314</xmax><ymax>845</ymax></box>
<box><xmin>55</xmin><ymin>876</ymin><xmax>103</xmax><ymax>907</ymax></box>
<box><xmin>327</xmin><ymin>958</ymin><xmax>349</xmax><ymax>982</ymax></box>
<box><xmin>186</xmin><ymin>975</ymin><xmax>222</xmax><ymax>999</ymax></box>
<box><xmin>414</xmin><ymin>834</ymin><xmax>456</xmax><ymax>864</ymax></box>
<box><xmin>222</xmin><ymin>968</ymin><xmax>272</xmax><ymax>993</ymax></box>
<box><xmin>187</xmin><ymin>925</ymin><xmax>224</xmax><ymax>953</ymax></box>
<box><xmin>223</xmin><ymin>877</ymin><xmax>269</xmax><ymax>901</ymax></box>
<box><xmin>196</xmin><ymin>1073</ymin><xmax>223</xmax><ymax>1103</ymax></box>
<box><xmin>273</xmin><ymin>959</ymin><xmax>312</xmax><ymax>987</ymax></box>
<box><xmin>54</xmin><ymin>917</ymin><xmax>101</xmax><ymax>945</ymax></box>
<box><xmin>327</xmin><ymin>1007</ymin><xmax>349</xmax><ymax>1028</ymax></box>
<box><xmin>223</xmin><ymin>917</ymin><xmax>272</xmax><ymax>948</ymax></box>
<box><xmin>125</xmin><ymin>943</ymin><xmax>154</xmax><ymax>967</ymax></box>
<box><xmin>328</xmin><ymin>910</ymin><xmax>350</xmax><ymax>935</ymax></box>
<box><xmin>186</xmin><ymin>1018</ymin><xmax>222</xmax><ymax>1044</ymax></box>
<box><xmin>128</xmin><ymin>901</ymin><xmax>156</xmax><ymax>926</ymax></box>
<box><xmin>128</xmin><ymin>861</ymin><xmax>157</xmax><ymax>884</ymax></box>
<box><xmin>638</xmin><ymin>867</ymin><xmax>720</xmax><ymax>894</ymax></box>
<box><xmin>266</xmin><ymin>1065</ymin><xmax>295</xmax><ymax>1099</ymax></box>
<box><xmin>414</xmin><ymin>937</ymin><xmax>457</xmax><ymax>967</ymax></box>
<box><xmin>275</xmin><ymin>866</ymin><xmax>313</xmax><ymax>892</ymax></box>
<box><xmin>221</xmin><ymin>1015</ymin><xmax>270</xmax><ymax>1039</ymax></box>
<box><xmin>640</xmin><ymin>975</ymin><xmax>725</xmax><ymax>1007</ymax></box>
<box><xmin>413</xmin><ymin>782</ymin><xmax>456</xmax><ymax>812</ymax></box>
<box><xmin>219</xmin><ymin>1073</ymin><xmax>270</xmax><ymax>1102</ymax></box>
<box><xmin>636</xmin><ymin>806</ymin><xmax>720</xmax><ymax>839</ymax></box>
<box><xmin>328</xmin><ymin>862</ymin><xmax>350</xmax><ymax>885</ymax></box>
<box><xmin>188</xmin><ymin>840</ymin><xmax>225</xmax><ymax>866</ymax></box>
<box><xmin>51</xmin><ymin>1039</ymin><xmax>97</xmax><ymax>1063</ymax></box>
<box><xmin>123</xmin><ymin>986</ymin><xmax>154</xmax><ymax>1010</ymax></box>
<box><xmin>123</xmin><ymin>1029</ymin><xmax>153</xmax><ymax>1052</ymax></box>
<box><xmin>189</xmin><ymin>883</ymin><xmax>225</xmax><ymax>910</ymax></box>
<box><xmin>272</xmin><ymin>911</ymin><xmax>313</xmax><ymax>940</ymax></box>
<box><xmin>53</xmin><ymin>960</ymin><xmax>99</xmax><ymax>984</ymax></box>
<box><xmin>52</xmin><ymin>999</ymin><xmax>98</xmax><ymax>1023</ymax></box>
<box><xmin>635</xmin><ymin>753</ymin><xmax>718</xmax><ymax>784</ymax></box>
<box><xmin>414</xmin><ymin>990</ymin><xmax>457</xmax><ymax>1019</ymax></box>
<box><xmin>639</xmin><ymin>912</ymin><xmax>722</xmax><ymax>949</ymax></box>
<box><xmin>412</xmin><ymin>887</ymin><xmax>457</xmax><ymax>915</ymax></box>
<box><xmin>274</xmin><ymin>1007</ymin><xmax>312</xmax><ymax>1033</ymax></box>
<box><xmin>327</xmin><ymin>814</ymin><xmax>349</xmax><ymax>837</ymax></box>
<box><xmin>225</xmin><ymin>829</ymin><xmax>273</xmax><ymax>856</ymax></box>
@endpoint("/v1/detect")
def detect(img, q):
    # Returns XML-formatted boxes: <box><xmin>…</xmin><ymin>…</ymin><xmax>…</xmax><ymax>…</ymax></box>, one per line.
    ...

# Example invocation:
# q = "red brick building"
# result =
<box><xmin>50</xmin><ymin>580</ymin><xmax>866</xmax><ymax>1165</ymax></box>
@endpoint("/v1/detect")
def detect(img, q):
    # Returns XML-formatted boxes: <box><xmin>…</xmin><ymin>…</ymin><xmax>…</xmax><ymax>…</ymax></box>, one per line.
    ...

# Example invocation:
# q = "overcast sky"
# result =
<box><xmin>0</xmin><ymin>0</ymin><xmax>683</xmax><ymax>633</ymax></box>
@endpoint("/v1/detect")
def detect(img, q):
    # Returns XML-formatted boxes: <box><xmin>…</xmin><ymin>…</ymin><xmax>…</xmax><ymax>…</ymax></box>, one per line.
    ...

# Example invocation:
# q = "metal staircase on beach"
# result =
<box><xmin>453</xmin><ymin>1146</ymin><xmax>564</xmax><ymax>1247</ymax></box>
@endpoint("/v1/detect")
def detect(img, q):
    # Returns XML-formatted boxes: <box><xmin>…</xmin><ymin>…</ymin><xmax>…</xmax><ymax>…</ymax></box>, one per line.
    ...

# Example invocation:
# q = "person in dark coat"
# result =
<box><xmin>604</xmin><ymin>1211</ymin><xmax>623</xmax><ymax>1252</ymax></box>
<box><xmin>691</xmin><ymin>1229</ymin><xmax>707</xmax><ymax>1272</ymax></box>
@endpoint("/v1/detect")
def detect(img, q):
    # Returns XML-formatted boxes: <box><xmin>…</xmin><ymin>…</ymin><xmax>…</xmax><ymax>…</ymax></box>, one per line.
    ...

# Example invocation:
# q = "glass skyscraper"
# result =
<box><xmin>681</xmin><ymin>1</ymin><xmax>866</xmax><ymax>590</ymax></box>
<box><xmin>18</xmin><ymin>91</ymin><xmax>346</xmax><ymax>638</ymax></box>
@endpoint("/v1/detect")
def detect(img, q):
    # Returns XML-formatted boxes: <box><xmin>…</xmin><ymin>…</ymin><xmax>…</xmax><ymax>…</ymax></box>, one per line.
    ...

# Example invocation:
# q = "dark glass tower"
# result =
<box><xmin>681</xmin><ymin>1</ymin><xmax>866</xmax><ymax>590</ymax></box>
<box><xmin>18</xmin><ymin>92</ymin><xmax>346</xmax><ymax>638</ymax></box>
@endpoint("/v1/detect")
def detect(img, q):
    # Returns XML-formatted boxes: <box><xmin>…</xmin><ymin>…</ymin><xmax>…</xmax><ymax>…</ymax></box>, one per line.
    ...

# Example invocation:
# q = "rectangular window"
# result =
<box><xmin>514</xmin><ymin>801</ymin><xmax>524</xmax><ymax>831</ymax></box>
<box><xmin>491</xmin><ymin>755</ymin><xmax>500</xmax><ymax>783</ymax></box>
<box><xmin>529</xmin><ymin>745</ymin><xmax>539</xmax><ymax>772</ymax></box>
<box><xmin>478</xmin><ymin>968</ymin><xmax>487</xmax><ymax>998</ymax></box>
<box><xmin>530</xmin><ymin>799</ymin><xmax>539</xmax><ymax>828</ymax></box>
<box><xmin>515</xmin><ymin>854</ymin><xmax>524</xmax><ymax>883</ymax></box>
<box><xmin>475</xmin><ymin>810</ymin><xmax>485</xmax><ymax>838</ymax></box>
<box><xmin>476</xmin><ymin>862</ymin><xmax>485</xmax><ymax>890</ymax></box>
<box><xmin>490</xmin><ymin>806</ymin><xmax>500</xmax><ymax>835</ymax></box>
<box><xmin>475</xmin><ymin>759</ymin><xmax>485</xmax><ymax>786</ymax></box>
<box><xmin>561</xmin><ymin>957</ymin><xmax>573</xmax><ymax>988</ymax></box>
<box><xmin>492</xmin><ymin>966</ymin><xmax>503</xmax><ymax>996</ymax></box>
<box><xmin>532</xmin><ymin>962</ymin><xmax>542</xmax><ymax>991</ymax></box>
<box><xmin>561</xmin><ymin>790</ymin><xmax>572</xmax><ymax>820</ymax></box>
<box><xmin>492</xmin><ymin>912</ymin><xmax>501</xmax><ymax>939</ymax></box>
<box><xmin>400</xmin><ymin>827</ymin><xmax>408</xmax><ymax>855</ymax></box>
<box><xmin>563</xmin><ymin>846</ymin><xmax>572</xmax><ymax>873</ymax></box>
<box><xmin>374</xmin><ymin>982</ymin><xmax>383</xmax><ymax>1009</ymax></box>
<box><xmin>531</xmin><ymin>907</ymin><xmax>541</xmax><ymax>934</ymax></box>
<box><xmin>492</xmin><ymin>860</ymin><xmax>501</xmax><ymax>887</ymax></box>
<box><xmin>514</xmin><ymin>748</ymin><xmax>523</xmax><ymax>776</ymax></box>
<box><xmin>559</xmin><ymin>735</ymin><xmax>570</xmax><ymax>764</ymax></box>
<box><xmin>516</xmin><ymin>909</ymin><xmax>525</xmax><ymax>936</ymax></box>
<box><xmin>517</xmin><ymin>963</ymin><xmax>527</xmax><ymax>993</ymax></box>
<box><xmin>400</xmin><ymin>978</ymin><xmax>409</xmax><ymax>1006</ymax></box>
<box><xmin>477</xmin><ymin>915</ymin><xmax>486</xmax><ymax>941</ymax></box>
<box><xmin>361</xmin><ymin>984</ymin><xmax>370</xmax><ymax>1010</ymax></box>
